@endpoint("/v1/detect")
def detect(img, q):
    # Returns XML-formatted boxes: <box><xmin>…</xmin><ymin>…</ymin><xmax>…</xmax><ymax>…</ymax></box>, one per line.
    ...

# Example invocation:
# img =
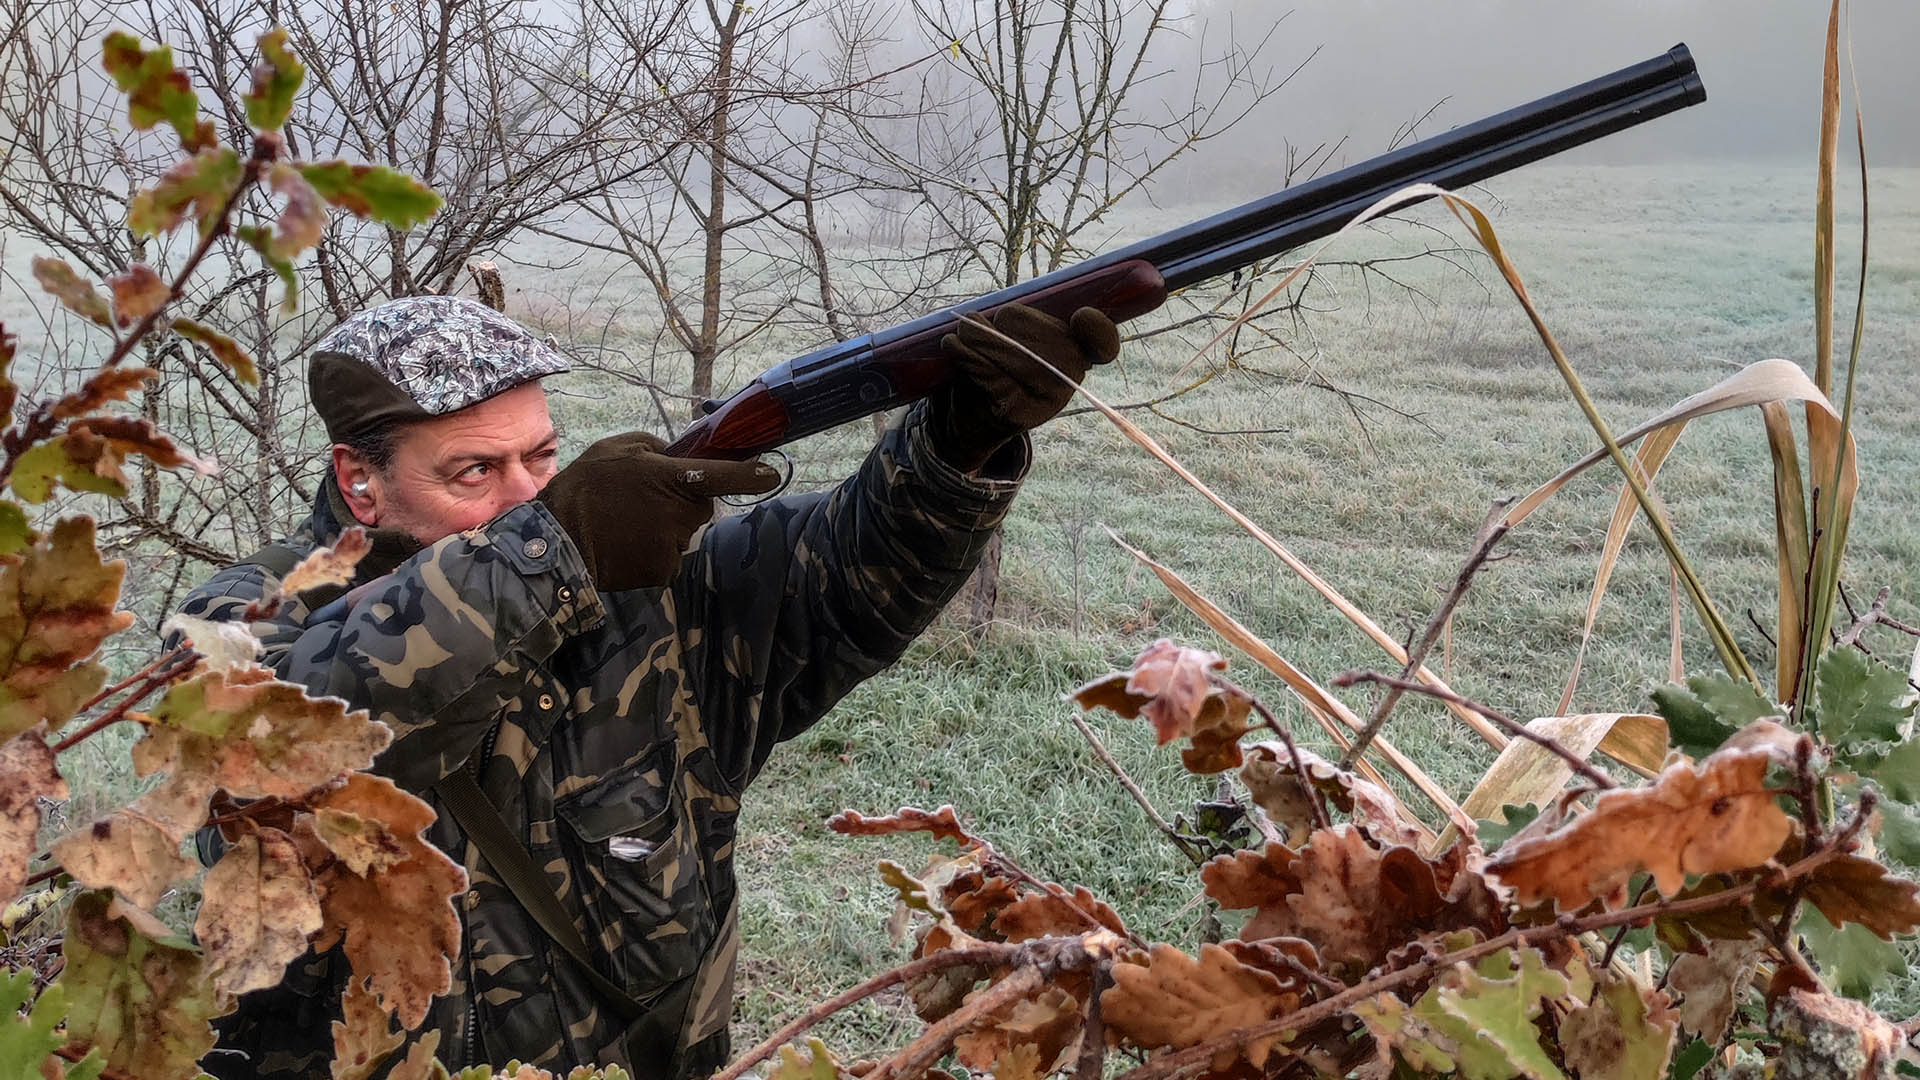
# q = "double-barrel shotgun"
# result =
<box><xmin>665</xmin><ymin>44</ymin><xmax>1708</xmax><ymax>461</ymax></box>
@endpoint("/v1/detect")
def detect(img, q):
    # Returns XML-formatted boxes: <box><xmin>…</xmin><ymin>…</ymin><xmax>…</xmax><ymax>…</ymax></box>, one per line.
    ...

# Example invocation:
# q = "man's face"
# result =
<box><xmin>339</xmin><ymin>382</ymin><xmax>561</xmax><ymax>545</ymax></box>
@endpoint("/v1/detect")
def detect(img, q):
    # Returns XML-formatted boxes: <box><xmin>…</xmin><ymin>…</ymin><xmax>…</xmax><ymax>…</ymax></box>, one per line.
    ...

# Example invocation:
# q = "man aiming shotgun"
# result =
<box><xmin>177</xmin><ymin>45</ymin><xmax>1705</xmax><ymax>1080</ymax></box>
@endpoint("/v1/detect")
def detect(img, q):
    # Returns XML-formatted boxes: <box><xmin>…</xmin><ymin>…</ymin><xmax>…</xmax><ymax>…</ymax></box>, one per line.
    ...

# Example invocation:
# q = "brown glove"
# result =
<box><xmin>929</xmin><ymin>303</ymin><xmax>1121</xmax><ymax>471</ymax></box>
<box><xmin>538</xmin><ymin>432</ymin><xmax>781</xmax><ymax>591</ymax></box>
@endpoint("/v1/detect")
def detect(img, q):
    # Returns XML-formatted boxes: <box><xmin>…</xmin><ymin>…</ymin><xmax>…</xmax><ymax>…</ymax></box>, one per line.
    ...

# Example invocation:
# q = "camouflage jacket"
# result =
<box><xmin>182</xmin><ymin>406</ymin><xmax>1024</xmax><ymax>1079</ymax></box>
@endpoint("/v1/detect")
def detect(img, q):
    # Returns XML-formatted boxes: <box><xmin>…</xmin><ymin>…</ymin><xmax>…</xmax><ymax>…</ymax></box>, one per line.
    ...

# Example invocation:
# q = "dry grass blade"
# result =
<box><xmin>1446</xmin><ymin>712</ymin><xmax>1666</xmax><ymax>850</ymax></box>
<box><xmin>1761</xmin><ymin>402</ymin><xmax>1812</xmax><ymax>702</ymax></box>
<box><xmin>1555</xmin><ymin>424</ymin><xmax>1684</xmax><ymax>715</ymax></box>
<box><xmin>1103</xmin><ymin>526</ymin><xmax>1463</xmax><ymax>840</ymax></box>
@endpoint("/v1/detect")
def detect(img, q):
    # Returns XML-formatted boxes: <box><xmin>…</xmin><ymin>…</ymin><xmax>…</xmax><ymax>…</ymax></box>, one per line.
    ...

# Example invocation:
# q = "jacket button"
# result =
<box><xmin>557</xmin><ymin>586</ymin><xmax>573</xmax><ymax>603</ymax></box>
<box><xmin>538</xmin><ymin>694</ymin><xmax>555</xmax><ymax>711</ymax></box>
<box><xmin>523</xmin><ymin>537</ymin><xmax>549</xmax><ymax>559</ymax></box>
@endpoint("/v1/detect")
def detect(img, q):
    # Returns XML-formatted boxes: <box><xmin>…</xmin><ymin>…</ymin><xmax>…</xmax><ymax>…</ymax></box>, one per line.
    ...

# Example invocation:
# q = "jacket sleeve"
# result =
<box><xmin>178</xmin><ymin>502</ymin><xmax>604</xmax><ymax>793</ymax></box>
<box><xmin>679</xmin><ymin>401</ymin><xmax>1024</xmax><ymax>790</ymax></box>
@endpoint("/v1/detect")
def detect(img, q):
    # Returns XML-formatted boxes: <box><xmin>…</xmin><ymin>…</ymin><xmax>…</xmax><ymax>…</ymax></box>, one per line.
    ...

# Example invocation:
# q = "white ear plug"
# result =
<box><xmin>350</xmin><ymin>481</ymin><xmax>370</xmax><ymax>498</ymax></box>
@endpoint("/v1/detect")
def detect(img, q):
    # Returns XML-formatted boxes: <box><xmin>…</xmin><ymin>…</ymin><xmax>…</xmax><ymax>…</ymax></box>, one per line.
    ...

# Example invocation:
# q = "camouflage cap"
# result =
<box><xmin>308</xmin><ymin>295</ymin><xmax>571</xmax><ymax>443</ymax></box>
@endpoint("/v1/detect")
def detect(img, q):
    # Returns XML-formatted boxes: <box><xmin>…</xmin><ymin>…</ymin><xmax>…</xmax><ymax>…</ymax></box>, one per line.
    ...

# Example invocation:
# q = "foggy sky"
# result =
<box><xmin>1170</xmin><ymin>0</ymin><xmax>1918</xmax><ymax>185</ymax></box>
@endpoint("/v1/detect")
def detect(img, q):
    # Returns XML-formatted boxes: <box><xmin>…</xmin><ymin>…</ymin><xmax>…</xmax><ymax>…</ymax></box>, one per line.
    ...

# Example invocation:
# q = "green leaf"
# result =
<box><xmin>1649</xmin><ymin>681</ymin><xmax>1739</xmax><ymax>758</ymax></box>
<box><xmin>299</xmin><ymin>161</ymin><xmax>441</xmax><ymax>229</ymax></box>
<box><xmin>1432</xmin><ymin>947</ymin><xmax>1571</xmax><ymax>1079</ymax></box>
<box><xmin>233</xmin><ymin>226</ymin><xmax>298</xmax><ymax>311</ymax></box>
<box><xmin>100</xmin><ymin>32</ymin><xmax>210</xmax><ymax>151</ymax></box>
<box><xmin>60</xmin><ymin>890</ymin><xmax>225</xmax><ymax>1080</ymax></box>
<box><xmin>1666</xmin><ymin>1039</ymin><xmax>1714</xmax><ymax>1080</ymax></box>
<box><xmin>1797</xmin><ymin>905</ymin><xmax>1905</xmax><ymax>1000</ymax></box>
<box><xmin>172</xmin><ymin>317</ymin><xmax>260</xmax><ymax>385</ymax></box>
<box><xmin>242</xmin><ymin>29</ymin><xmax>304</xmax><ymax>131</ymax></box>
<box><xmin>1866</xmin><ymin>739</ymin><xmax>1920</xmax><ymax>802</ymax></box>
<box><xmin>1</xmin><ymin>969</ymin><xmax>70</xmax><ymax>1080</ymax></box>
<box><xmin>1816</xmin><ymin>646</ymin><xmax>1913</xmax><ymax>747</ymax></box>
<box><xmin>128</xmin><ymin>148</ymin><xmax>244</xmax><ymax>238</ymax></box>
<box><xmin>1559</xmin><ymin>972</ymin><xmax>1676</xmax><ymax>1080</ymax></box>
<box><xmin>1474</xmin><ymin>802</ymin><xmax>1540</xmax><ymax>851</ymax></box>
<box><xmin>768</xmin><ymin>1038</ymin><xmax>841</xmax><ymax>1080</ymax></box>
<box><xmin>31</xmin><ymin>257</ymin><xmax>113</xmax><ymax>328</ymax></box>
<box><xmin>10</xmin><ymin>436</ymin><xmax>127</xmax><ymax>504</ymax></box>
<box><xmin>1876</xmin><ymin>797</ymin><xmax>1920</xmax><ymax>866</ymax></box>
<box><xmin>0</xmin><ymin>501</ymin><xmax>32</xmax><ymax>556</ymax></box>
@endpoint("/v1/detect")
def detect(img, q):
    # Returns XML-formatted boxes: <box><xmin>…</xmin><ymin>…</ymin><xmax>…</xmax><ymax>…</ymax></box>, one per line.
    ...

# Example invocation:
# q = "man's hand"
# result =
<box><xmin>539</xmin><ymin>432</ymin><xmax>781</xmax><ymax>592</ymax></box>
<box><xmin>929</xmin><ymin>303</ymin><xmax>1121</xmax><ymax>472</ymax></box>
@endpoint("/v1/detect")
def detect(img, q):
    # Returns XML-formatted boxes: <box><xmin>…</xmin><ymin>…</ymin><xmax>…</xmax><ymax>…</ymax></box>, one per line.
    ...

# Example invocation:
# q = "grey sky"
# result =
<box><xmin>1173</xmin><ymin>0</ymin><xmax>1917</xmax><ymax>182</ymax></box>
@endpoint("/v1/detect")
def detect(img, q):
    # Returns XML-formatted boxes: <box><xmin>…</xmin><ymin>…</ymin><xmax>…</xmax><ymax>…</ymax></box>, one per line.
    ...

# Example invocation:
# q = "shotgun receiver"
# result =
<box><xmin>666</xmin><ymin>44</ymin><xmax>1707</xmax><ymax>460</ymax></box>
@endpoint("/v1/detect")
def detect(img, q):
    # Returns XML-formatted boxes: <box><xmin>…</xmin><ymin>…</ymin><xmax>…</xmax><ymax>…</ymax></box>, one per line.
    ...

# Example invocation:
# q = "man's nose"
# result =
<box><xmin>498</xmin><ymin>462</ymin><xmax>544</xmax><ymax>506</ymax></box>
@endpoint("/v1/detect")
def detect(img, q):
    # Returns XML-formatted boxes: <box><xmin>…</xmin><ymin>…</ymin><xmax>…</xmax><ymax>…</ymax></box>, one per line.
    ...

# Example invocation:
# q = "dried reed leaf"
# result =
<box><xmin>1760</xmin><ymin>401</ymin><xmax>1811</xmax><ymax>702</ymax></box>
<box><xmin>1453</xmin><ymin>713</ymin><xmax>1666</xmax><ymax>851</ymax></box>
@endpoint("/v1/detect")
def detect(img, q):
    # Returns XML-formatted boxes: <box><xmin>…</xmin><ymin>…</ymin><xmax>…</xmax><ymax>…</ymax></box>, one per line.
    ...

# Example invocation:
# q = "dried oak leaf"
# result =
<box><xmin>826</xmin><ymin>805</ymin><xmax>978</xmax><ymax>847</ymax></box>
<box><xmin>1203</xmin><ymin>828</ymin><xmax>1505</xmax><ymax>979</ymax></box>
<box><xmin>135</xmin><ymin>664</ymin><xmax>391</xmax><ymax>800</ymax></box>
<box><xmin>0</xmin><ymin>728</ymin><xmax>65</xmax><ymax>902</ymax></box>
<box><xmin>1557</xmin><ymin>974</ymin><xmax>1678</xmax><ymax>1080</ymax></box>
<box><xmin>942</xmin><ymin>870</ymin><xmax>1019</xmax><ymax>935</ymax></box>
<box><xmin>907</xmin><ymin>921</ymin><xmax>992</xmax><ymax>1021</ymax></box>
<box><xmin>1798</xmin><ymin>853</ymin><xmax>1920</xmax><ymax>940</ymax></box>
<box><xmin>0</xmin><ymin>518</ymin><xmax>134</xmax><ymax>744</ymax></box>
<box><xmin>1487</xmin><ymin>735</ymin><xmax>1794</xmax><ymax>911</ymax></box>
<box><xmin>1240</xmin><ymin>742</ymin><xmax>1420</xmax><ymax>847</ymax></box>
<box><xmin>954</xmin><ymin>984</ymin><xmax>1084</xmax><ymax>1074</ymax></box>
<box><xmin>310</xmin><ymin>774</ymin><xmax>465</xmax><ymax>1029</ymax></box>
<box><xmin>1768</xmin><ymin>986</ymin><xmax>1905</xmax><ymax>1079</ymax></box>
<box><xmin>991</xmin><ymin>884</ymin><xmax>1128</xmax><ymax>942</ymax></box>
<box><xmin>331</xmin><ymin>978</ymin><xmax>405</xmax><ymax>1080</ymax></box>
<box><xmin>279</xmin><ymin>528</ymin><xmax>372</xmax><ymax>598</ymax></box>
<box><xmin>69</xmin><ymin>415</ymin><xmax>199</xmax><ymax>473</ymax></box>
<box><xmin>383</xmin><ymin>1029</ymin><xmax>445</xmax><ymax>1080</ymax></box>
<box><xmin>1666</xmin><ymin>938</ymin><xmax>1762</xmax><ymax>1043</ymax></box>
<box><xmin>161</xmin><ymin>613</ymin><xmax>263</xmax><ymax>672</ymax></box>
<box><xmin>314</xmin><ymin>808</ymin><xmax>410</xmax><ymax>878</ymax></box>
<box><xmin>197</xmin><ymin>826</ymin><xmax>323</xmax><ymax>996</ymax></box>
<box><xmin>51</xmin><ymin>807</ymin><xmax>197</xmax><ymax>910</ymax></box>
<box><xmin>107</xmin><ymin>263</ymin><xmax>169</xmax><ymax>326</ymax></box>
<box><xmin>50</xmin><ymin>364</ymin><xmax>159</xmax><ymax>420</ymax></box>
<box><xmin>60</xmin><ymin>889</ymin><xmax>226</xmax><ymax>1080</ymax></box>
<box><xmin>1071</xmin><ymin>640</ymin><xmax>1254</xmax><ymax>770</ymax></box>
<box><xmin>1101</xmin><ymin>943</ymin><xmax>1302</xmax><ymax>1070</ymax></box>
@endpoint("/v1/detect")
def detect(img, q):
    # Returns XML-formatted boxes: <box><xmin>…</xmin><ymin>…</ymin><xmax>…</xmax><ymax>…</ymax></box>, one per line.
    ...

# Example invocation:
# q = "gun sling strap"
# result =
<box><xmin>435</xmin><ymin>767</ymin><xmax>650</xmax><ymax>1020</ymax></box>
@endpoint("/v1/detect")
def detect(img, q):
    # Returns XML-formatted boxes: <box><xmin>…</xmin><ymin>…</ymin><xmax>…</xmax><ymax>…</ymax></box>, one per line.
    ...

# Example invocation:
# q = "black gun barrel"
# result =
<box><xmin>667</xmin><ymin>44</ymin><xmax>1706</xmax><ymax>459</ymax></box>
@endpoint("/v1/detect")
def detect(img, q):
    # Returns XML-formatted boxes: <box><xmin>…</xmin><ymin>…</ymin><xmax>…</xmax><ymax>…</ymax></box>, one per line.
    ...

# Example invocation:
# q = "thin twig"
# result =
<box><xmin>1332</xmin><ymin>671</ymin><xmax>1616</xmax><ymax>792</ymax></box>
<box><xmin>1837</xmin><ymin>585</ymin><xmax>1893</xmax><ymax>648</ymax></box>
<box><xmin>1073</xmin><ymin>962</ymin><xmax>1110</xmax><ymax>1080</ymax></box>
<box><xmin>1068</xmin><ymin>712</ymin><xmax>1208</xmax><ymax>866</ymax></box>
<box><xmin>712</xmin><ymin>944</ymin><xmax>1025</xmax><ymax>1080</ymax></box>
<box><xmin>1341</xmin><ymin>501</ymin><xmax>1511</xmax><ymax>769</ymax></box>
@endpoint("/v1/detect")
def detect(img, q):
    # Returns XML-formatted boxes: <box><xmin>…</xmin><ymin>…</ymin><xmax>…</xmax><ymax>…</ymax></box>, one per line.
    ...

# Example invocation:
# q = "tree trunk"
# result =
<box><xmin>966</xmin><ymin>529</ymin><xmax>1003</xmax><ymax>639</ymax></box>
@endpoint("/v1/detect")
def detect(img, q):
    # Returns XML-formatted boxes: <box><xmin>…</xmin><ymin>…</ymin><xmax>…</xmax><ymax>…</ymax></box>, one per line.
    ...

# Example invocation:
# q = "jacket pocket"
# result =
<box><xmin>555</xmin><ymin>747</ymin><xmax>714</xmax><ymax>996</ymax></box>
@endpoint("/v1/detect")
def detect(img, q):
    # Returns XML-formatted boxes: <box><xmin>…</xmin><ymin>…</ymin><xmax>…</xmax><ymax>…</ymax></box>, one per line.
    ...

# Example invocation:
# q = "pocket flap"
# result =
<box><xmin>556</xmin><ymin>747</ymin><xmax>675</xmax><ymax>843</ymax></box>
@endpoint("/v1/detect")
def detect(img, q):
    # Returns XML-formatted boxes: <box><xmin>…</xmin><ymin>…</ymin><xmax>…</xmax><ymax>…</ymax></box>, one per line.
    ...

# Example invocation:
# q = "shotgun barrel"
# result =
<box><xmin>667</xmin><ymin>44</ymin><xmax>1707</xmax><ymax>460</ymax></box>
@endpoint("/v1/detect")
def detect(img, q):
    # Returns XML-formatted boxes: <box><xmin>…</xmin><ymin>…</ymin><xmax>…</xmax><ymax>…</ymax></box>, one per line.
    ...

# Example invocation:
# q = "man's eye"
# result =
<box><xmin>458</xmin><ymin>463</ymin><xmax>492</xmax><ymax>482</ymax></box>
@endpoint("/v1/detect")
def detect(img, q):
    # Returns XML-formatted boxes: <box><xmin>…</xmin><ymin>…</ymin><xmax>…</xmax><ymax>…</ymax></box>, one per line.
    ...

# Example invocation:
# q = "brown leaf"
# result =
<box><xmin>50</xmin><ymin>365</ymin><xmax>160</xmax><ymax>420</ymax></box>
<box><xmin>52</xmin><ymin>807</ymin><xmax>197</xmax><ymax>910</ymax></box>
<box><xmin>1240</xmin><ymin>742</ymin><xmax>1420</xmax><ymax>846</ymax></box>
<box><xmin>160</xmin><ymin>614</ymin><xmax>262</xmax><ymax>673</ymax></box>
<box><xmin>310</xmin><ymin>775</ymin><xmax>465</xmax><ymax>1029</ymax></box>
<box><xmin>135</xmin><ymin>665</ymin><xmax>391</xmax><ymax>800</ymax></box>
<box><xmin>60</xmin><ymin>890</ymin><xmax>225</xmax><ymax>1080</ymax></box>
<box><xmin>954</xmin><ymin>985</ymin><xmax>1084</xmax><ymax>1074</ymax></box>
<box><xmin>1799</xmin><ymin>854</ymin><xmax>1920</xmax><ymax>939</ymax></box>
<box><xmin>383</xmin><ymin>1029</ymin><xmax>446</xmax><ymax>1080</ymax></box>
<box><xmin>314</xmin><ymin>808</ymin><xmax>409</xmax><ymax>877</ymax></box>
<box><xmin>32</xmin><ymin>256</ymin><xmax>112</xmax><ymax>327</ymax></box>
<box><xmin>825</xmin><ymin>805</ymin><xmax>978</xmax><ymax>847</ymax></box>
<box><xmin>268</xmin><ymin>162</ymin><xmax>328</xmax><ymax>259</ymax></box>
<box><xmin>1071</xmin><ymin>639</ymin><xmax>1240</xmax><ymax>746</ymax></box>
<box><xmin>279</xmin><ymin>528</ymin><xmax>372</xmax><ymax>597</ymax></box>
<box><xmin>942</xmin><ymin>870</ymin><xmax>1019</xmax><ymax>935</ymax></box>
<box><xmin>907</xmin><ymin>921</ymin><xmax>992</xmax><ymax>1022</ymax></box>
<box><xmin>1666</xmin><ymin>938</ymin><xmax>1761</xmax><ymax>1042</ymax></box>
<box><xmin>70</xmin><ymin>415</ymin><xmax>198</xmax><ymax>471</ymax></box>
<box><xmin>197</xmin><ymin>827</ymin><xmax>323</xmax><ymax>996</ymax></box>
<box><xmin>0</xmin><ymin>728</ymin><xmax>66</xmax><ymax>901</ymax></box>
<box><xmin>331</xmin><ymin>979</ymin><xmax>405</xmax><ymax>1080</ymax></box>
<box><xmin>0</xmin><ymin>518</ymin><xmax>135</xmax><ymax>743</ymax></box>
<box><xmin>1101</xmin><ymin>943</ymin><xmax>1301</xmax><ymax>1070</ymax></box>
<box><xmin>1202</xmin><ymin>829</ymin><xmax>1505</xmax><ymax>979</ymax></box>
<box><xmin>107</xmin><ymin>264</ymin><xmax>170</xmax><ymax>326</ymax></box>
<box><xmin>1487</xmin><ymin>738</ymin><xmax>1794</xmax><ymax>911</ymax></box>
<box><xmin>1769</xmin><ymin>986</ymin><xmax>1904</xmax><ymax>1079</ymax></box>
<box><xmin>991</xmin><ymin>884</ymin><xmax>1128</xmax><ymax>942</ymax></box>
<box><xmin>172</xmin><ymin>317</ymin><xmax>259</xmax><ymax>385</ymax></box>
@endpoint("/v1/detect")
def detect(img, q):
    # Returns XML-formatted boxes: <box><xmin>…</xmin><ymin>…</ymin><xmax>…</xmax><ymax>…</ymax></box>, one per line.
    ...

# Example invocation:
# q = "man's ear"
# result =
<box><xmin>331</xmin><ymin>445</ymin><xmax>381</xmax><ymax>526</ymax></box>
